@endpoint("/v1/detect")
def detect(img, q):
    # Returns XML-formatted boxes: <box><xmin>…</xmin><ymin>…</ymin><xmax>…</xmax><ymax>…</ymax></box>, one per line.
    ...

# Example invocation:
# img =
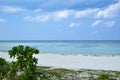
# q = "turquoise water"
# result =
<box><xmin>0</xmin><ymin>40</ymin><xmax>120</xmax><ymax>55</ymax></box>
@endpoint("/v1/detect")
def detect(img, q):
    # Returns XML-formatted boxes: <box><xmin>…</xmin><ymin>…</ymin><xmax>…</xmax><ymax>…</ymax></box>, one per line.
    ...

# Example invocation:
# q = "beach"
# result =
<box><xmin>1</xmin><ymin>52</ymin><xmax>120</xmax><ymax>71</ymax></box>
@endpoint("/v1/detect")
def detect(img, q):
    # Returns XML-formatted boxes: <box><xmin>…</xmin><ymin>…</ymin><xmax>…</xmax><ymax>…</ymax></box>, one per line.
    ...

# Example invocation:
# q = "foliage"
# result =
<box><xmin>97</xmin><ymin>73</ymin><xmax>110</xmax><ymax>80</ymax></box>
<box><xmin>8</xmin><ymin>45</ymin><xmax>39</xmax><ymax>80</ymax></box>
<box><xmin>0</xmin><ymin>57</ymin><xmax>10</xmax><ymax>80</ymax></box>
<box><xmin>36</xmin><ymin>66</ymin><xmax>120</xmax><ymax>80</ymax></box>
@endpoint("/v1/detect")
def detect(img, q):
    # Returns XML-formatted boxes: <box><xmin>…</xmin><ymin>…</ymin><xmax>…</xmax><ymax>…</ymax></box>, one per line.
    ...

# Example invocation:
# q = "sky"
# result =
<box><xmin>0</xmin><ymin>0</ymin><xmax>120</xmax><ymax>40</ymax></box>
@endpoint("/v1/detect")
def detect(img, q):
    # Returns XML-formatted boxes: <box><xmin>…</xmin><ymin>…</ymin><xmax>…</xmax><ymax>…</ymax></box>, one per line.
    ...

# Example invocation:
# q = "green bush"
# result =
<box><xmin>0</xmin><ymin>57</ymin><xmax>10</xmax><ymax>79</ymax></box>
<box><xmin>0</xmin><ymin>45</ymin><xmax>39</xmax><ymax>80</ymax></box>
<box><xmin>8</xmin><ymin>45</ymin><xmax>39</xmax><ymax>80</ymax></box>
<box><xmin>97</xmin><ymin>73</ymin><xmax>109</xmax><ymax>80</ymax></box>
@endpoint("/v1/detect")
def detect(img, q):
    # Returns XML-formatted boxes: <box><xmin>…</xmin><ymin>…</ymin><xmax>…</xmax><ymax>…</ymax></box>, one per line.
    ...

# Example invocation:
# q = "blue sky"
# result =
<box><xmin>0</xmin><ymin>0</ymin><xmax>120</xmax><ymax>40</ymax></box>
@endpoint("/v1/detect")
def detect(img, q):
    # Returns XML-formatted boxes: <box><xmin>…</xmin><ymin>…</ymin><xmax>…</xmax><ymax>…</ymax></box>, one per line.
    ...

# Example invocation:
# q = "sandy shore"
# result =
<box><xmin>0</xmin><ymin>52</ymin><xmax>120</xmax><ymax>71</ymax></box>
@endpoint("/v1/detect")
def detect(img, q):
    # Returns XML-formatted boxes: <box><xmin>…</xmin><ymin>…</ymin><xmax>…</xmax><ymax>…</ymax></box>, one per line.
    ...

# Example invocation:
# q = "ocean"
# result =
<box><xmin>0</xmin><ymin>40</ymin><xmax>120</xmax><ymax>55</ymax></box>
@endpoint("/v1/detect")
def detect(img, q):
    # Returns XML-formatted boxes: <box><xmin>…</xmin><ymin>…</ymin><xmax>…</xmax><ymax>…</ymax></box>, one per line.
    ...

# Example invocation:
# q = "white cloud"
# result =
<box><xmin>24</xmin><ymin>15</ymin><xmax>49</xmax><ymax>22</ymax></box>
<box><xmin>24</xmin><ymin>10</ymin><xmax>72</xmax><ymax>22</ymax></box>
<box><xmin>92</xmin><ymin>20</ymin><xmax>102</xmax><ymax>27</ymax></box>
<box><xmin>69</xmin><ymin>22</ymin><xmax>79</xmax><ymax>27</ymax></box>
<box><xmin>75</xmin><ymin>8</ymin><xmax>99</xmax><ymax>18</ymax></box>
<box><xmin>105</xmin><ymin>21</ymin><xmax>115</xmax><ymax>28</ymax></box>
<box><xmin>96</xmin><ymin>1</ymin><xmax>120</xmax><ymax>18</ymax></box>
<box><xmin>53</xmin><ymin>10</ymin><xmax>72</xmax><ymax>20</ymax></box>
<box><xmin>92</xmin><ymin>20</ymin><xmax>115</xmax><ymax>28</ymax></box>
<box><xmin>0</xmin><ymin>6</ymin><xmax>25</xmax><ymax>13</ymax></box>
<box><xmin>23</xmin><ymin>4</ymin><xmax>119</xmax><ymax>23</ymax></box>
<box><xmin>24</xmin><ymin>9</ymin><xmax>100</xmax><ymax>22</ymax></box>
<box><xmin>53</xmin><ymin>9</ymin><xmax>99</xmax><ymax>19</ymax></box>
<box><xmin>0</xmin><ymin>18</ymin><xmax>7</xmax><ymax>23</ymax></box>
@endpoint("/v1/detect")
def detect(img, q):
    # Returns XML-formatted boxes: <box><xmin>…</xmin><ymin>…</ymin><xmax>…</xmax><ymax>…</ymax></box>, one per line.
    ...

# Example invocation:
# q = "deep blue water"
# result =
<box><xmin>0</xmin><ymin>40</ymin><xmax>120</xmax><ymax>55</ymax></box>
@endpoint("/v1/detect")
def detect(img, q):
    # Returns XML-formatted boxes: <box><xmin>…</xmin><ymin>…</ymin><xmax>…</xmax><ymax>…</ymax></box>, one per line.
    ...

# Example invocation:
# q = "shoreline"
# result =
<box><xmin>1</xmin><ymin>51</ymin><xmax>120</xmax><ymax>57</ymax></box>
<box><xmin>39</xmin><ymin>52</ymin><xmax>120</xmax><ymax>57</ymax></box>
<box><xmin>0</xmin><ymin>52</ymin><xmax>120</xmax><ymax>71</ymax></box>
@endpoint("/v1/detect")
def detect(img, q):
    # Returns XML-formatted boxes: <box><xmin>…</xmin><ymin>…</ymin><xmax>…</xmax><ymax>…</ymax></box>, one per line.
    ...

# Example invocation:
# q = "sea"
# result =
<box><xmin>0</xmin><ymin>40</ymin><xmax>120</xmax><ymax>55</ymax></box>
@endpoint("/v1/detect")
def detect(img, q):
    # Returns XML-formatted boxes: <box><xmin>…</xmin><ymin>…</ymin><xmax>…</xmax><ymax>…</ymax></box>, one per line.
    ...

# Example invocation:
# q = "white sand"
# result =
<box><xmin>0</xmin><ymin>52</ymin><xmax>120</xmax><ymax>71</ymax></box>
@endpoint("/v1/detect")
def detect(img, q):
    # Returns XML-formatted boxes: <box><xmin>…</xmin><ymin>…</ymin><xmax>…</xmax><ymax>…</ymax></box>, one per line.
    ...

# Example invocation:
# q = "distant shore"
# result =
<box><xmin>0</xmin><ymin>52</ymin><xmax>120</xmax><ymax>71</ymax></box>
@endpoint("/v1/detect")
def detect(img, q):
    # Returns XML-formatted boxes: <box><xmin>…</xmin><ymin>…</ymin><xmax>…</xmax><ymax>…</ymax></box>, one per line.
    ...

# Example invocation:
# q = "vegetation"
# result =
<box><xmin>0</xmin><ymin>58</ymin><xmax>10</xmax><ymax>80</ymax></box>
<box><xmin>8</xmin><ymin>45</ymin><xmax>39</xmax><ymax>80</ymax></box>
<box><xmin>0</xmin><ymin>45</ymin><xmax>39</xmax><ymax>80</ymax></box>
<box><xmin>97</xmin><ymin>73</ymin><xmax>109</xmax><ymax>80</ymax></box>
<box><xmin>35</xmin><ymin>66</ymin><xmax>120</xmax><ymax>80</ymax></box>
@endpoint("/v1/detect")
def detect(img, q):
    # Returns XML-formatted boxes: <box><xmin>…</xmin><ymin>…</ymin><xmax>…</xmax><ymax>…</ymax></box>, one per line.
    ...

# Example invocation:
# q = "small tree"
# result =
<box><xmin>8</xmin><ymin>45</ymin><xmax>39</xmax><ymax>79</ymax></box>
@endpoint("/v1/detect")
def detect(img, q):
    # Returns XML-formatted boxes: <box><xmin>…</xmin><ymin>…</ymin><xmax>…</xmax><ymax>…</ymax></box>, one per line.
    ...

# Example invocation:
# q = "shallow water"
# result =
<box><xmin>0</xmin><ymin>40</ymin><xmax>120</xmax><ymax>55</ymax></box>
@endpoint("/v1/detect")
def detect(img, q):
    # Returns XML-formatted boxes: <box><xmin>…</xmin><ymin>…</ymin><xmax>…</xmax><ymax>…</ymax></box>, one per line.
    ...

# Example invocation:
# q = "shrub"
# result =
<box><xmin>97</xmin><ymin>73</ymin><xmax>109</xmax><ymax>80</ymax></box>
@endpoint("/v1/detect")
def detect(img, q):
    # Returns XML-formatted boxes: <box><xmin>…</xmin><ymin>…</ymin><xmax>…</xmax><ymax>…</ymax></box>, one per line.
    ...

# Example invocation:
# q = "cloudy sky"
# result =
<box><xmin>0</xmin><ymin>0</ymin><xmax>120</xmax><ymax>40</ymax></box>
